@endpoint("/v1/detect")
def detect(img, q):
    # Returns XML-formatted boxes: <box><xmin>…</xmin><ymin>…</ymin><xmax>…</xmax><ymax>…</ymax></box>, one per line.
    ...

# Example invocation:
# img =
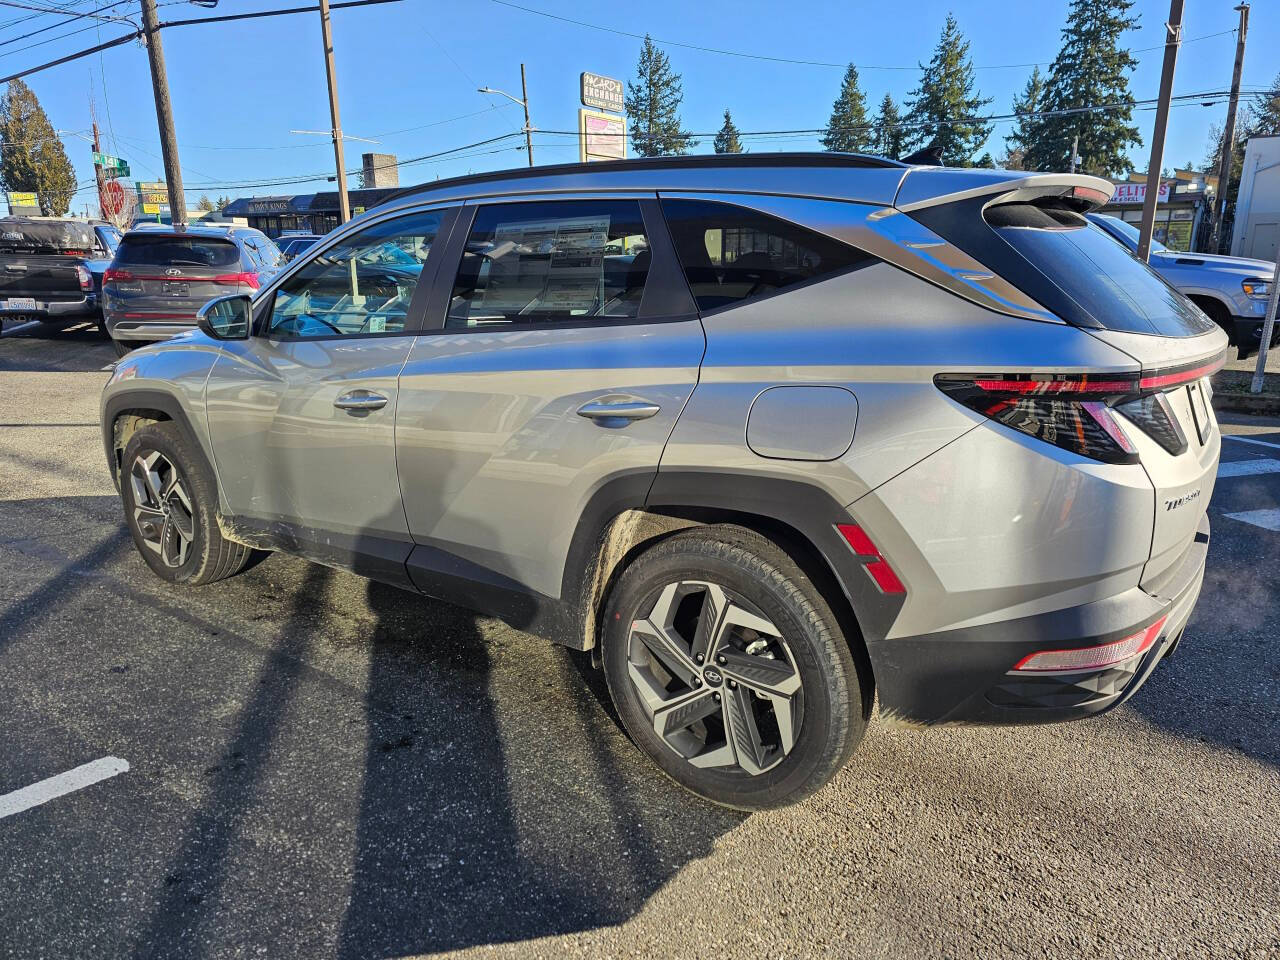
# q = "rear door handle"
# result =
<box><xmin>577</xmin><ymin>399</ymin><xmax>661</xmax><ymax>422</ymax></box>
<box><xmin>334</xmin><ymin>390</ymin><xmax>388</xmax><ymax>411</ymax></box>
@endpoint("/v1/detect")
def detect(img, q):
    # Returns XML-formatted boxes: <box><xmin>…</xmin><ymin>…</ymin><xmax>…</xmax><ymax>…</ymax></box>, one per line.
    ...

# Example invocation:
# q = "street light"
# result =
<box><xmin>478</xmin><ymin>63</ymin><xmax>533</xmax><ymax>167</ymax></box>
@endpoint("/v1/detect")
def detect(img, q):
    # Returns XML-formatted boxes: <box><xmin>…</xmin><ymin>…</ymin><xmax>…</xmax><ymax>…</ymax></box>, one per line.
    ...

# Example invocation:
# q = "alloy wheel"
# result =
<box><xmin>626</xmin><ymin>580</ymin><xmax>803</xmax><ymax>776</ymax></box>
<box><xmin>129</xmin><ymin>450</ymin><xmax>196</xmax><ymax>568</ymax></box>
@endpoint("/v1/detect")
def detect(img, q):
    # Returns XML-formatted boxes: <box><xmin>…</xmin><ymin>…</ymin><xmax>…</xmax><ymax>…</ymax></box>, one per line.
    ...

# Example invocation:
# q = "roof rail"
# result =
<box><xmin>376</xmin><ymin>151</ymin><xmax>905</xmax><ymax>209</ymax></box>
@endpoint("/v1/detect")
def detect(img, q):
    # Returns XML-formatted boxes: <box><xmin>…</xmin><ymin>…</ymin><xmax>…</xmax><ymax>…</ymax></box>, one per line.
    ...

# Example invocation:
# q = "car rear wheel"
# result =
<box><xmin>602</xmin><ymin>524</ymin><xmax>865</xmax><ymax>810</ymax></box>
<box><xmin>110</xmin><ymin>338</ymin><xmax>136</xmax><ymax>357</ymax></box>
<box><xmin>120</xmin><ymin>422</ymin><xmax>262</xmax><ymax>585</ymax></box>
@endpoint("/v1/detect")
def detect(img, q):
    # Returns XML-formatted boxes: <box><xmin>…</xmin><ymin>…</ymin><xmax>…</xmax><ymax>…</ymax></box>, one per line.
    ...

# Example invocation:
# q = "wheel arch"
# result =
<box><xmin>567</xmin><ymin>471</ymin><xmax>888</xmax><ymax>720</ymax></box>
<box><xmin>102</xmin><ymin>389</ymin><xmax>214</xmax><ymax>496</ymax></box>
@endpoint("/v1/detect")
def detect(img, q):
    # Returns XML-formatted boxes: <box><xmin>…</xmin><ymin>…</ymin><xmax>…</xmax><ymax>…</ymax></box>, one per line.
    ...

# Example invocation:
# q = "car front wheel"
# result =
<box><xmin>120</xmin><ymin>422</ymin><xmax>261</xmax><ymax>585</ymax></box>
<box><xmin>602</xmin><ymin>525</ymin><xmax>866</xmax><ymax>810</ymax></box>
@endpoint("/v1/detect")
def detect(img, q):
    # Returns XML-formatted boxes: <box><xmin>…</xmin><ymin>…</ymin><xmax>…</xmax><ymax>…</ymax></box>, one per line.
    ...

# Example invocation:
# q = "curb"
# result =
<box><xmin>1212</xmin><ymin>393</ymin><xmax>1280</xmax><ymax>417</ymax></box>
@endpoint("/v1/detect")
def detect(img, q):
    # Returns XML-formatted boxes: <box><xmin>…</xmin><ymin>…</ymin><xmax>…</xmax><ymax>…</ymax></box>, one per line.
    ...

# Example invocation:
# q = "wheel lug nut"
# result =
<box><xmin>713</xmin><ymin>693</ymin><xmax>721</xmax><ymax>702</ymax></box>
<box><xmin>695</xmin><ymin>653</ymin><xmax>704</xmax><ymax>663</ymax></box>
<box><xmin>728</xmin><ymin>680</ymin><xmax>737</xmax><ymax>689</ymax></box>
<box><xmin>692</xmin><ymin>677</ymin><xmax>702</xmax><ymax>687</ymax></box>
<box><xmin>717</xmin><ymin>655</ymin><xmax>727</xmax><ymax>666</ymax></box>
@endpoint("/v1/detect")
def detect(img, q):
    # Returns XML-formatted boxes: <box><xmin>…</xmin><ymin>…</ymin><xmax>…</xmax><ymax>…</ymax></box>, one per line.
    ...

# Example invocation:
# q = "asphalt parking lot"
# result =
<box><xmin>2</xmin><ymin>320</ymin><xmax>1279</xmax><ymax>959</ymax></box>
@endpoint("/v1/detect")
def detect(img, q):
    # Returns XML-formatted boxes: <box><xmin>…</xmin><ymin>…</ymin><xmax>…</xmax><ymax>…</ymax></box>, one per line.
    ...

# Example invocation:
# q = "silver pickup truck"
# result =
<box><xmin>1088</xmin><ymin>212</ymin><xmax>1277</xmax><ymax>358</ymax></box>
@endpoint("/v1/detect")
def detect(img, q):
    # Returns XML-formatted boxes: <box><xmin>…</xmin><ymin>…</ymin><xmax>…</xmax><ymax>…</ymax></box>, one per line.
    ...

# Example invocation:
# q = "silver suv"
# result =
<box><xmin>101</xmin><ymin>155</ymin><xmax>1224</xmax><ymax>809</ymax></box>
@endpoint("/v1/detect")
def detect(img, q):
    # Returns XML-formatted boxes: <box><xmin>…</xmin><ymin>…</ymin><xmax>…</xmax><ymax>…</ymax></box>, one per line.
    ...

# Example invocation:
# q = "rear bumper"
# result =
<box><xmin>106</xmin><ymin>318</ymin><xmax>197</xmax><ymax>342</ymax></box>
<box><xmin>1</xmin><ymin>296</ymin><xmax>96</xmax><ymax>321</ymax></box>
<box><xmin>872</xmin><ymin>514</ymin><xmax>1208</xmax><ymax>726</ymax></box>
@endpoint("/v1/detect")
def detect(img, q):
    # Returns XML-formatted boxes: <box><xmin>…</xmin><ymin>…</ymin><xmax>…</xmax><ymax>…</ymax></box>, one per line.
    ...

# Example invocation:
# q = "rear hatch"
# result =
<box><xmin>107</xmin><ymin>233</ymin><xmax>248</xmax><ymax>320</ymax></box>
<box><xmin>908</xmin><ymin>173</ymin><xmax>1227</xmax><ymax>594</ymax></box>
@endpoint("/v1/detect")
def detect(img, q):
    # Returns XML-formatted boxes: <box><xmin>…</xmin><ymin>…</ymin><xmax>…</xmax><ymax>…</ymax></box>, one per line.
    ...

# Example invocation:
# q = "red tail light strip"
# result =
<box><xmin>836</xmin><ymin>523</ymin><xmax>906</xmax><ymax>595</ymax></box>
<box><xmin>1138</xmin><ymin>355</ymin><xmax>1226</xmax><ymax>392</ymax></box>
<box><xmin>972</xmin><ymin>376</ymin><xmax>1136</xmax><ymax>395</ymax></box>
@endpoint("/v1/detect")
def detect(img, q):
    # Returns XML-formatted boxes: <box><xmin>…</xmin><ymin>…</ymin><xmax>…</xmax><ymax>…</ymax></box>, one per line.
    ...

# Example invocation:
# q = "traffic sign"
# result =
<box><xmin>92</xmin><ymin>151</ymin><xmax>130</xmax><ymax>177</ymax></box>
<box><xmin>100</xmin><ymin>179</ymin><xmax>126</xmax><ymax>217</ymax></box>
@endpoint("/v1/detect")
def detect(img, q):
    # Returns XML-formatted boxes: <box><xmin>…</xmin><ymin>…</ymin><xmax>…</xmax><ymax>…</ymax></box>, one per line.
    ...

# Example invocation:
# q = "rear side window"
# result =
<box><xmin>115</xmin><ymin>235</ymin><xmax>240</xmax><ymax>269</ymax></box>
<box><xmin>661</xmin><ymin>199</ymin><xmax>871</xmax><ymax>311</ymax></box>
<box><xmin>447</xmin><ymin>200</ymin><xmax>650</xmax><ymax>329</ymax></box>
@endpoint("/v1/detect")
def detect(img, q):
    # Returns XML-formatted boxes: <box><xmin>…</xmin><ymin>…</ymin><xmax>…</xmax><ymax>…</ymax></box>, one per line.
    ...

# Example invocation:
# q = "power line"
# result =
<box><xmin>489</xmin><ymin>0</ymin><xmax>1237</xmax><ymax>73</ymax></box>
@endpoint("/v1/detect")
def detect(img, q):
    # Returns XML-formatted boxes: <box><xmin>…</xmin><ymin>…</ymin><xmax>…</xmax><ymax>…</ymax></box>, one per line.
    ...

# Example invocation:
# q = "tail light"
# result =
<box><xmin>213</xmin><ymin>271</ymin><xmax>260</xmax><ymax>289</ymax></box>
<box><xmin>1012</xmin><ymin>616</ymin><xmax>1166</xmax><ymax>673</ymax></box>
<box><xmin>103</xmin><ymin>267</ymin><xmax>133</xmax><ymax>284</ymax></box>
<box><xmin>75</xmin><ymin>264</ymin><xmax>92</xmax><ymax>291</ymax></box>
<box><xmin>935</xmin><ymin>353</ymin><xmax>1225</xmax><ymax>464</ymax></box>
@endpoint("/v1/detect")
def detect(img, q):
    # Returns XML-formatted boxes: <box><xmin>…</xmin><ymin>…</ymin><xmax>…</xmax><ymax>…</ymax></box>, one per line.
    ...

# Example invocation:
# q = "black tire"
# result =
<box><xmin>110</xmin><ymin>337</ymin><xmax>135</xmax><ymax>358</ymax></box>
<box><xmin>601</xmin><ymin>524</ymin><xmax>865</xmax><ymax>810</ymax></box>
<box><xmin>1190</xmin><ymin>296</ymin><xmax>1233</xmax><ymax>343</ymax></box>
<box><xmin>120</xmin><ymin>422</ymin><xmax>260</xmax><ymax>585</ymax></box>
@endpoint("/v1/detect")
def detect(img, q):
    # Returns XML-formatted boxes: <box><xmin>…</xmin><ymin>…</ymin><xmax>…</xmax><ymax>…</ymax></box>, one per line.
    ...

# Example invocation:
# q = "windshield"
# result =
<box><xmin>987</xmin><ymin>202</ymin><xmax>1212</xmax><ymax>337</ymax></box>
<box><xmin>1093</xmin><ymin>214</ymin><xmax>1167</xmax><ymax>253</ymax></box>
<box><xmin>115</xmin><ymin>235</ymin><xmax>241</xmax><ymax>269</ymax></box>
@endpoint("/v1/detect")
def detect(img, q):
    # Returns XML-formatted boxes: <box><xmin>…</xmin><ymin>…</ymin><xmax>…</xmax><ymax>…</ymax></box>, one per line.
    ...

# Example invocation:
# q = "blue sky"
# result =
<box><xmin>10</xmin><ymin>0</ymin><xmax>1279</xmax><ymax>212</ymax></box>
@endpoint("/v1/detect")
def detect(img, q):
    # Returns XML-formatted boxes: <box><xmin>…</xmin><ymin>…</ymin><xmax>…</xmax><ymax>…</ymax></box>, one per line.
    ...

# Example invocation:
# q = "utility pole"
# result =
<box><xmin>91</xmin><ymin>119</ymin><xmax>105</xmax><ymax>220</ymax></box>
<box><xmin>1137</xmin><ymin>0</ymin><xmax>1183</xmax><ymax>262</ymax></box>
<box><xmin>1210</xmin><ymin>3</ymin><xmax>1249</xmax><ymax>255</ymax></box>
<box><xmin>318</xmin><ymin>0</ymin><xmax>350</xmax><ymax>224</ymax></box>
<box><xmin>140</xmin><ymin>0</ymin><xmax>186</xmax><ymax>226</ymax></box>
<box><xmin>520</xmin><ymin>63</ymin><xmax>533</xmax><ymax>167</ymax></box>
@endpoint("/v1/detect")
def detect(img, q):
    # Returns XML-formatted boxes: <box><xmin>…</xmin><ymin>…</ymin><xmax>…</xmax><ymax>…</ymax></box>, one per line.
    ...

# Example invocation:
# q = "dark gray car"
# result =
<box><xmin>102</xmin><ymin>224</ymin><xmax>283</xmax><ymax>355</ymax></box>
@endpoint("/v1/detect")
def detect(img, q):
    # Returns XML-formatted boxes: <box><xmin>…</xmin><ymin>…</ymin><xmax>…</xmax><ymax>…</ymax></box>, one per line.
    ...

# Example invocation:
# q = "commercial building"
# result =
<box><xmin>221</xmin><ymin>186</ymin><xmax>401</xmax><ymax>239</ymax></box>
<box><xmin>1098</xmin><ymin>168</ymin><xmax>1216</xmax><ymax>252</ymax></box>
<box><xmin>1231</xmin><ymin>134</ymin><xmax>1280</xmax><ymax>263</ymax></box>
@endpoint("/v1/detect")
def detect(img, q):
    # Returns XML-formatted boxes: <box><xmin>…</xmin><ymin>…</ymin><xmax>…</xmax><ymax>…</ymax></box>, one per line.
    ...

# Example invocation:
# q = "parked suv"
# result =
<box><xmin>101</xmin><ymin>155</ymin><xmax>1224</xmax><ymax>809</ymax></box>
<box><xmin>1087</xmin><ymin>212</ymin><xmax>1277</xmax><ymax>358</ymax></box>
<box><xmin>102</xmin><ymin>223</ymin><xmax>283</xmax><ymax>355</ymax></box>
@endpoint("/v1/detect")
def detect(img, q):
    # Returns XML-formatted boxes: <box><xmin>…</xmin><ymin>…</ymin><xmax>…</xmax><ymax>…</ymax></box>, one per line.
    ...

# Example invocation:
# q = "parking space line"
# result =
<box><xmin>1217</xmin><ymin>459</ymin><xmax>1280</xmax><ymax>478</ymax></box>
<box><xmin>1223</xmin><ymin>508</ymin><xmax>1280</xmax><ymax>532</ymax></box>
<box><xmin>1223</xmin><ymin>435</ymin><xmax>1280</xmax><ymax>452</ymax></box>
<box><xmin>0</xmin><ymin>757</ymin><xmax>130</xmax><ymax>820</ymax></box>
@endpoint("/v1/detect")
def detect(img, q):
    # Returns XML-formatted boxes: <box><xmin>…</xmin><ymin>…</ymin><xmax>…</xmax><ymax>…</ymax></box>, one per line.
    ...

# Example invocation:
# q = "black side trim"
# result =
<box><xmin>101</xmin><ymin>389</ymin><xmax>217</xmax><ymax>496</ymax></box>
<box><xmin>228</xmin><ymin>515</ymin><xmax>416</xmax><ymax>590</ymax></box>
<box><xmin>646</xmin><ymin>470</ymin><xmax>906</xmax><ymax>646</ymax></box>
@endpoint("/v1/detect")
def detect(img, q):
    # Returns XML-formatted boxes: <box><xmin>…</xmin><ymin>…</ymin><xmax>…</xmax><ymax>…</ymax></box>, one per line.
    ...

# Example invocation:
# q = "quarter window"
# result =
<box><xmin>267</xmin><ymin>210</ymin><xmax>441</xmax><ymax>339</ymax></box>
<box><xmin>661</xmin><ymin>198</ymin><xmax>871</xmax><ymax>311</ymax></box>
<box><xmin>447</xmin><ymin>200</ymin><xmax>650</xmax><ymax>329</ymax></box>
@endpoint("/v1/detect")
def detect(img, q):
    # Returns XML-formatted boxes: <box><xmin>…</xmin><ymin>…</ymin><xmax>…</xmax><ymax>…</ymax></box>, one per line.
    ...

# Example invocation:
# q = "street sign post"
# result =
<box><xmin>580</xmin><ymin>72</ymin><xmax>623</xmax><ymax>113</ymax></box>
<box><xmin>92</xmin><ymin>152</ymin><xmax>130</xmax><ymax>177</ymax></box>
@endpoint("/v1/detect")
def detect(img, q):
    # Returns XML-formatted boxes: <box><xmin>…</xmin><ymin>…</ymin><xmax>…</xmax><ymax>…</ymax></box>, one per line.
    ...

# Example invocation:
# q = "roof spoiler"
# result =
<box><xmin>894</xmin><ymin>170</ymin><xmax>1116</xmax><ymax>214</ymax></box>
<box><xmin>900</xmin><ymin>144</ymin><xmax>944</xmax><ymax>167</ymax></box>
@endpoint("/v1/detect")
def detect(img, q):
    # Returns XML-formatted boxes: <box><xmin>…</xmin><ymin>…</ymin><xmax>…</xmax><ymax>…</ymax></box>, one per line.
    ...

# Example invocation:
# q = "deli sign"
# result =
<box><xmin>1112</xmin><ymin>181</ymin><xmax>1170</xmax><ymax>204</ymax></box>
<box><xmin>581</xmin><ymin>71</ymin><xmax>624</xmax><ymax>113</ymax></box>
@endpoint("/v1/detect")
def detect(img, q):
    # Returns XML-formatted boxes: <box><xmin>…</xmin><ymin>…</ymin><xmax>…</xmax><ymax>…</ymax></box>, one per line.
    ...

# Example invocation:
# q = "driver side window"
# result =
<box><xmin>267</xmin><ymin>210</ymin><xmax>441</xmax><ymax>339</ymax></box>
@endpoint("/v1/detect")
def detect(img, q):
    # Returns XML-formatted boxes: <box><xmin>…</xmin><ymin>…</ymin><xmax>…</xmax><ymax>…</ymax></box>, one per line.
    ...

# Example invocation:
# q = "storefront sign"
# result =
<box><xmin>1112</xmin><ymin>181</ymin><xmax>1171</xmax><ymax>204</ymax></box>
<box><xmin>6</xmin><ymin>191</ymin><xmax>38</xmax><ymax>214</ymax></box>
<box><xmin>579</xmin><ymin>109</ymin><xmax>626</xmax><ymax>162</ymax></box>
<box><xmin>136</xmin><ymin>181</ymin><xmax>169</xmax><ymax>215</ymax></box>
<box><xmin>580</xmin><ymin>72</ymin><xmax>624</xmax><ymax>112</ymax></box>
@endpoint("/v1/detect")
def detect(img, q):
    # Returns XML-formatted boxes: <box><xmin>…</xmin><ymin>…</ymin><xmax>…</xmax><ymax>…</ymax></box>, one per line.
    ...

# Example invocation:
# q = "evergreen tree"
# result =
<box><xmin>871</xmin><ymin>93</ymin><xmax>907</xmax><ymax>159</ymax></box>
<box><xmin>1248</xmin><ymin>71</ymin><xmax>1280</xmax><ymax>137</ymax></box>
<box><xmin>626</xmin><ymin>35</ymin><xmax>694</xmax><ymax>157</ymax></box>
<box><xmin>975</xmin><ymin>151</ymin><xmax>996</xmax><ymax>168</ymax></box>
<box><xmin>714</xmin><ymin>109</ymin><xmax>744</xmax><ymax>153</ymax></box>
<box><xmin>1004</xmin><ymin>66</ymin><xmax>1044</xmax><ymax>166</ymax></box>
<box><xmin>0</xmin><ymin>80</ymin><xmax>76</xmax><ymax>216</ymax></box>
<box><xmin>1023</xmin><ymin>0</ymin><xmax>1140</xmax><ymax>176</ymax></box>
<box><xmin>196</xmin><ymin>194</ymin><xmax>215</xmax><ymax>212</ymax></box>
<box><xmin>903</xmin><ymin>15</ymin><xmax>993</xmax><ymax>165</ymax></box>
<box><xmin>821</xmin><ymin>63</ymin><xmax>872</xmax><ymax>153</ymax></box>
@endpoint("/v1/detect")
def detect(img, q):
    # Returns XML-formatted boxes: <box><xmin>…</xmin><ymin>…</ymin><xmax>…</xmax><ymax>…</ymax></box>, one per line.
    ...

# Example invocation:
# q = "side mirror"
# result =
<box><xmin>197</xmin><ymin>294</ymin><xmax>252</xmax><ymax>340</ymax></box>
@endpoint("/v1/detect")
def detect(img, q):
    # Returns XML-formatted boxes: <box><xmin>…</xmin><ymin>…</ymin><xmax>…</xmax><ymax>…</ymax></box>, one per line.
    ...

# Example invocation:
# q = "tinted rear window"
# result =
<box><xmin>662</xmin><ymin>199</ymin><xmax>870</xmax><ymax>311</ymax></box>
<box><xmin>986</xmin><ymin>203</ymin><xmax>1212</xmax><ymax>336</ymax></box>
<box><xmin>115</xmin><ymin>235</ymin><xmax>241</xmax><ymax>269</ymax></box>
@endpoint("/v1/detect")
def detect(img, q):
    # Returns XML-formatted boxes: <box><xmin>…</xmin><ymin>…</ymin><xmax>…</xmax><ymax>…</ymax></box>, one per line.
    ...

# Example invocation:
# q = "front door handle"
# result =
<box><xmin>577</xmin><ymin>399</ymin><xmax>661</xmax><ymax>422</ymax></box>
<box><xmin>334</xmin><ymin>390</ymin><xmax>388</xmax><ymax>412</ymax></box>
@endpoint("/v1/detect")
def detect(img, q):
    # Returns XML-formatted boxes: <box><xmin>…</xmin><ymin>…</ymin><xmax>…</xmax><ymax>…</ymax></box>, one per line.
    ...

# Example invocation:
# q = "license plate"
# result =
<box><xmin>2</xmin><ymin>297</ymin><xmax>36</xmax><ymax>311</ymax></box>
<box><xmin>163</xmin><ymin>282</ymin><xmax>189</xmax><ymax>297</ymax></box>
<box><xmin>1187</xmin><ymin>381</ymin><xmax>1211</xmax><ymax>445</ymax></box>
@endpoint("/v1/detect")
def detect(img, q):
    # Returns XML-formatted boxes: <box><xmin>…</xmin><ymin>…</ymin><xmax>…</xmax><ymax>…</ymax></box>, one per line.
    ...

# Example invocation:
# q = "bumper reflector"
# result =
<box><xmin>1011</xmin><ymin>616</ymin><xmax>1167</xmax><ymax>673</ymax></box>
<box><xmin>836</xmin><ymin>523</ymin><xmax>906</xmax><ymax>594</ymax></box>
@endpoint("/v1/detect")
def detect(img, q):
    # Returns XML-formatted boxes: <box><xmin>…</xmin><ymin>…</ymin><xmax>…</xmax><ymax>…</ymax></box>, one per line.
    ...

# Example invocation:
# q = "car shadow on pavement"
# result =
<box><xmin>333</xmin><ymin>576</ymin><xmax>743</xmax><ymax>958</ymax></box>
<box><xmin>0</xmin><ymin>320</ymin><xmax>116</xmax><ymax>373</ymax></box>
